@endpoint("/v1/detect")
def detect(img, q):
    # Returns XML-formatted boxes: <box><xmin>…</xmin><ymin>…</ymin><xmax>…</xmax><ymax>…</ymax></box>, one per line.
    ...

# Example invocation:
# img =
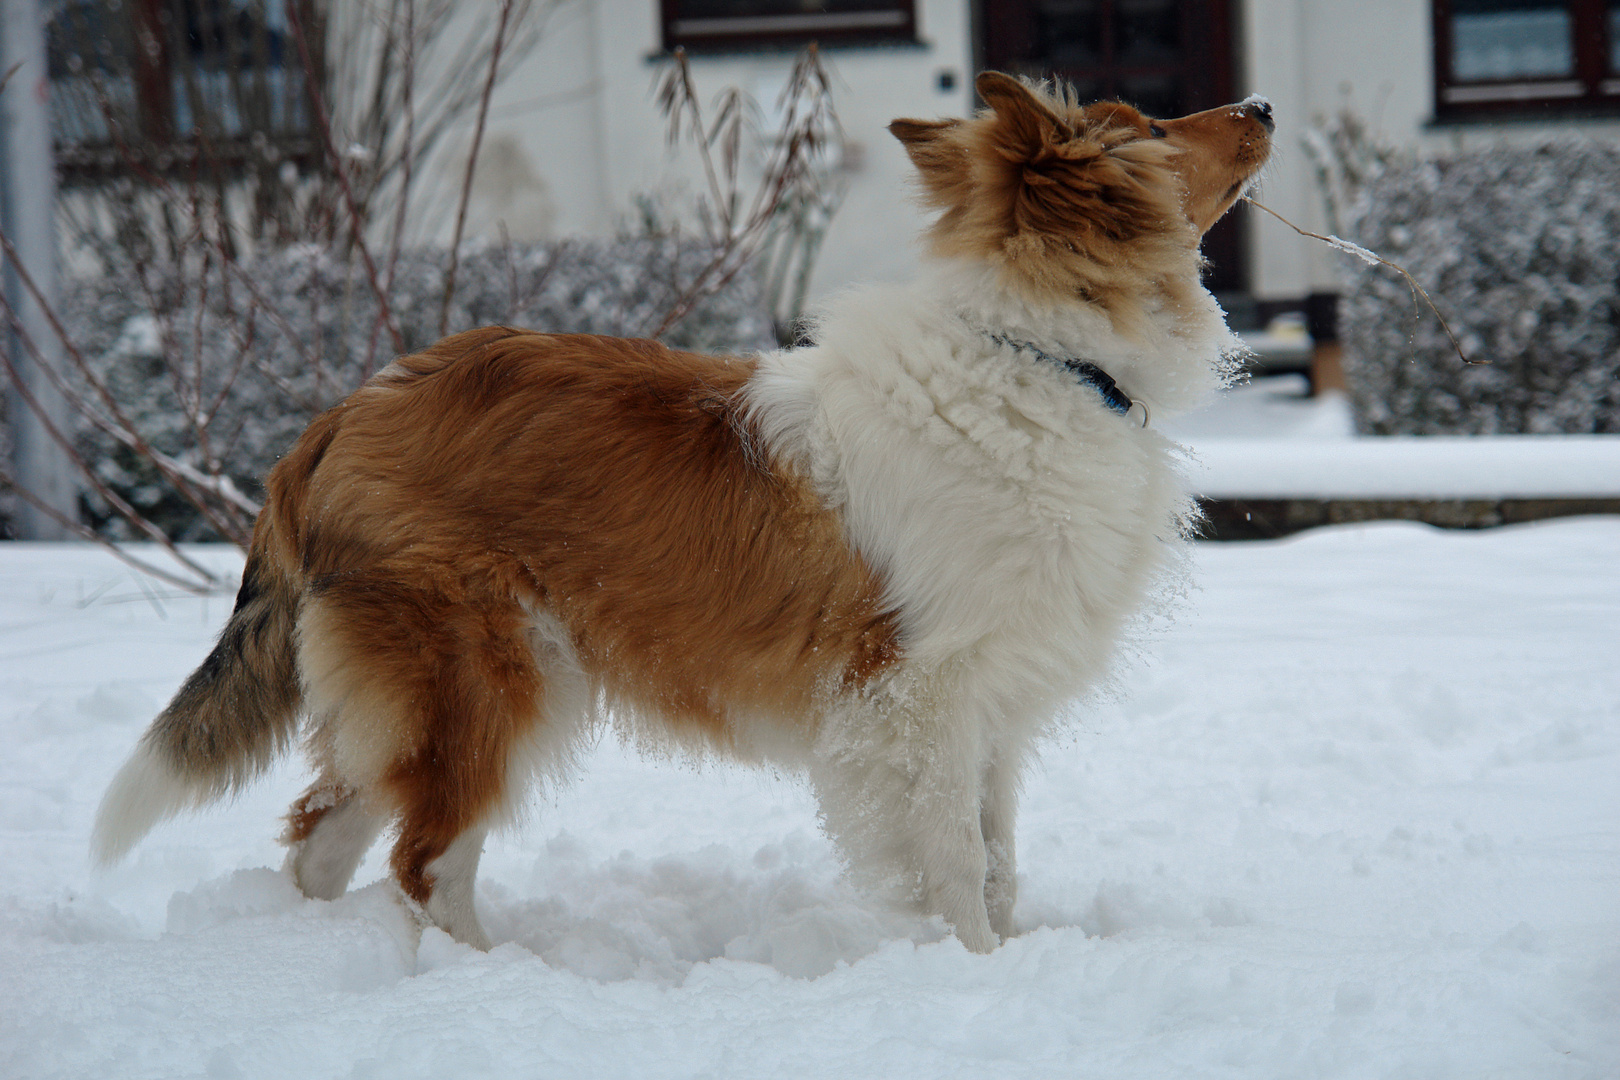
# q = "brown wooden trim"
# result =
<box><xmin>50</xmin><ymin>0</ymin><xmax>326</xmax><ymax>180</ymax></box>
<box><xmin>660</xmin><ymin>0</ymin><xmax>917</xmax><ymax>52</ymax></box>
<box><xmin>1432</xmin><ymin>0</ymin><xmax>1620</xmax><ymax>120</ymax></box>
<box><xmin>1182</xmin><ymin>0</ymin><xmax>1233</xmax><ymax>112</ymax></box>
<box><xmin>131</xmin><ymin>0</ymin><xmax>174</xmax><ymax>143</ymax></box>
<box><xmin>1198</xmin><ymin>496</ymin><xmax>1620</xmax><ymax>540</ymax></box>
<box><xmin>1572</xmin><ymin>0</ymin><xmax>1609</xmax><ymax>90</ymax></box>
<box><xmin>981</xmin><ymin>0</ymin><xmax>1231</xmax><ymax>107</ymax></box>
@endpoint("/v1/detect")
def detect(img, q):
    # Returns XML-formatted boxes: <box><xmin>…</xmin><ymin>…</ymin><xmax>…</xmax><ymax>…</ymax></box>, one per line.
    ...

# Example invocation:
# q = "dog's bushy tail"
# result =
<box><xmin>92</xmin><ymin>526</ymin><xmax>304</xmax><ymax>866</ymax></box>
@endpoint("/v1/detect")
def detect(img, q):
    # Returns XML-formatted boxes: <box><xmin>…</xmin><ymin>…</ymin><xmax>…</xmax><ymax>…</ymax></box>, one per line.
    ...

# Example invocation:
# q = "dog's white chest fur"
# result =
<box><xmin>747</xmin><ymin>266</ymin><xmax>1235</xmax><ymax>728</ymax></box>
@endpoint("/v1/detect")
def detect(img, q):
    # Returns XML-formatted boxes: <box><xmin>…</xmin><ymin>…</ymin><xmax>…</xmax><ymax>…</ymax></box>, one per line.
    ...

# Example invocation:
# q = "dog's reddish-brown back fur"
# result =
<box><xmin>258</xmin><ymin>328</ymin><xmax>898</xmax><ymax>901</ymax></box>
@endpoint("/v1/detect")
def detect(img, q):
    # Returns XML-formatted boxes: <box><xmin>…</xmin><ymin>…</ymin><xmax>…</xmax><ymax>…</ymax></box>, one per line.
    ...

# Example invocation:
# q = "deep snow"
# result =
<box><xmin>2</xmin><ymin>511</ymin><xmax>1616</xmax><ymax>1078</ymax></box>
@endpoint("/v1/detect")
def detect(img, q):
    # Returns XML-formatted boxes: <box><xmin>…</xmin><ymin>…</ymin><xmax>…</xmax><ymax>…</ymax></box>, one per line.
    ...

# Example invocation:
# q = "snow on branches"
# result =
<box><xmin>56</xmin><ymin>238</ymin><xmax>774</xmax><ymax>543</ymax></box>
<box><xmin>1340</xmin><ymin>140</ymin><xmax>1620</xmax><ymax>435</ymax></box>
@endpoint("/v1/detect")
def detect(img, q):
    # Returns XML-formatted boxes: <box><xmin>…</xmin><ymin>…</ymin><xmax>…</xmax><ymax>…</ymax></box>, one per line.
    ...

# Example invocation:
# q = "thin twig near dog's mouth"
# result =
<box><xmin>1245</xmin><ymin>197</ymin><xmax>1482</xmax><ymax>366</ymax></box>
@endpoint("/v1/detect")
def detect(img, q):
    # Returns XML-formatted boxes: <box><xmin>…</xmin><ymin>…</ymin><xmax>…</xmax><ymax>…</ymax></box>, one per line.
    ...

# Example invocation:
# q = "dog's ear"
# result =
<box><xmin>975</xmin><ymin>71</ymin><xmax>1075</xmax><ymax>158</ymax></box>
<box><xmin>971</xmin><ymin>72</ymin><xmax>1176</xmax><ymax>247</ymax></box>
<box><xmin>889</xmin><ymin>117</ymin><xmax>967</xmax><ymax>189</ymax></box>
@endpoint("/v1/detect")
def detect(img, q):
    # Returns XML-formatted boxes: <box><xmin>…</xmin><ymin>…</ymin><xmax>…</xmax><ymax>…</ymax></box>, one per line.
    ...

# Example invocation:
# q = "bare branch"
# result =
<box><xmin>440</xmin><ymin>0</ymin><xmax>515</xmax><ymax>338</ymax></box>
<box><xmin>647</xmin><ymin>44</ymin><xmax>846</xmax><ymax>340</ymax></box>
<box><xmin>368</xmin><ymin>0</ymin><xmax>419</xmax><ymax>376</ymax></box>
<box><xmin>286</xmin><ymin>0</ymin><xmax>406</xmax><ymax>355</ymax></box>
<box><xmin>0</xmin><ymin>473</ymin><xmax>217</xmax><ymax>594</ymax></box>
<box><xmin>0</xmin><ymin>313</ymin><xmax>224</xmax><ymax>586</ymax></box>
<box><xmin>27</xmin><ymin>2</ymin><xmax>572</xmax><ymax>583</ymax></box>
<box><xmin>1245</xmin><ymin>197</ymin><xmax>1480</xmax><ymax>366</ymax></box>
<box><xmin>0</xmin><ymin>227</ymin><xmax>251</xmax><ymax>545</ymax></box>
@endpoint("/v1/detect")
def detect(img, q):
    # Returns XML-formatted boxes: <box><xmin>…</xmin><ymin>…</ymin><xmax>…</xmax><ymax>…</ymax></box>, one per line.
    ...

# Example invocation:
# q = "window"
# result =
<box><xmin>660</xmin><ymin>0</ymin><xmax>917</xmax><ymax>53</ymax></box>
<box><xmin>1434</xmin><ymin>0</ymin><xmax>1620</xmax><ymax>118</ymax></box>
<box><xmin>47</xmin><ymin>0</ymin><xmax>319</xmax><ymax>181</ymax></box>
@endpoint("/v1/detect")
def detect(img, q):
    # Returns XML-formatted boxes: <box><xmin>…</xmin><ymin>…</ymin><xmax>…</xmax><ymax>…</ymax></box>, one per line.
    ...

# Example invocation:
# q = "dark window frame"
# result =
<box><xmin>1432</xmin><ymin>0</ymin><xmax>1620</xmax><ymax>120</ymax></box>
<box><xmin>658</xmin><ymin>0</ymin><xmax>918</xmax><ymax>53</ymax></box>
<box><xmin>47</xmin><ymin>0</ymin><xmax>323</xmax><ymax>184</ymax></box>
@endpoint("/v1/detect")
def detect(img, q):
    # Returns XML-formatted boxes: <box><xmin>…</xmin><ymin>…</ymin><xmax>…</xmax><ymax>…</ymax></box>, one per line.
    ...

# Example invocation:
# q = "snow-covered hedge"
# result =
<box><xmin>1340</xmin><ymin>141</ymin><xmax>1620</xmax><ymax>435</ymax></box>
<box><xmin>53</xmin><ymin>238</ymin><xmax>775</xmax><ymax>540</ymax></box>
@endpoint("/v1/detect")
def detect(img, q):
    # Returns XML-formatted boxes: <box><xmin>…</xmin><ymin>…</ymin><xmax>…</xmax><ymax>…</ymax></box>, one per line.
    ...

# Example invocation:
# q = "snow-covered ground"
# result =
<box><xmin>1164</xmin><ymin>372</ymin><xmax>1359</xmax><ymax>445</ymax></box>
<box><xmin>2</xmin><ymin>380</ymin><xmax>1616</xmax><ymax>1078</ymax></box>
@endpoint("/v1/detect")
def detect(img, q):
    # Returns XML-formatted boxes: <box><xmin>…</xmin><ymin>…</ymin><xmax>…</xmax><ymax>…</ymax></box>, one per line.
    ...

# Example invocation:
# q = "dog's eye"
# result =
<box><xmin>1148</xmin><ymin>123</ymin><xmax>1167</xmax><ymax>139</ymax></box>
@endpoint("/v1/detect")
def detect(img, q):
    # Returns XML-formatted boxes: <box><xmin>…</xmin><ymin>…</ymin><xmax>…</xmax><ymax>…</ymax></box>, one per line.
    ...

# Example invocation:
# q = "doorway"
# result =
<box><xmin>981</xmin><ymin>0</ymin><xmax>1248</xmax><ymax>293</ymax></box>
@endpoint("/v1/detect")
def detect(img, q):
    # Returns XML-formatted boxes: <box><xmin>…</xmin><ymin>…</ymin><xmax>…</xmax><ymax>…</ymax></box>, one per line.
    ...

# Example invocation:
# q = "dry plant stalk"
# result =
<box><xmin>650</xmin><ymin>45</ymin><xmax>847</xmax><ymax>339</ymax></box>
<box><xmin>286</xmin><ymin>10</ymin><xmax>395</xmax><ymax>358</ymax></box>
<box><xmin>439</xmin><ymin>0</ymin><xmax>516</xmax><ymax>337</ymax></box>
<box><xmin>1244</xmin><ymin>196</ymin><xmax>1481</xmax><ymax>366</ymax></box>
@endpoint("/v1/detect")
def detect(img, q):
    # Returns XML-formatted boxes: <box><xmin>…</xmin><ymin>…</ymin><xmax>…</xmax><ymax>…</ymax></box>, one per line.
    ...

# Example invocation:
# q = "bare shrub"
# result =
<box><xmin>62</xmin><ymin>237</ymin><xmax>774</xmax><ymax>544</ymax></box>
<box><xmin>2</xmin><ymin>18</ymin><xmax>841</xmax><ymax>587</ymax></box>
<box><xmin>651</xmin><ymin>45</ymin><xmax>848</xmax><ymax>341</ymax></box>
<box><xmin>1339</xmin><ymin>141</ymin><xmax>1620</xmax><ymax>435</ymax></box>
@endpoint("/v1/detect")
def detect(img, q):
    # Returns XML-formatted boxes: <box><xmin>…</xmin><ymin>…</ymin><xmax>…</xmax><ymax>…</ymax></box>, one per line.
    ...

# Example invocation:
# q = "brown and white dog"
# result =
<box><xmin>93</xmin><ymin>74</ymin><xmax>1271</xmax><ymax>954</ymax></box>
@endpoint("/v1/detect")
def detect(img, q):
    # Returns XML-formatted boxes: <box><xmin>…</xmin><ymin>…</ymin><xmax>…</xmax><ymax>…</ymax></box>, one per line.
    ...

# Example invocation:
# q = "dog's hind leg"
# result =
<box><xmin>417</xmin><ymin>822</ymin><xmax>491</xmax><ymax>949</ymax></box>
<box><xmin>390</xmin><ymin>792</ymin><xmax>502</xmax><ymax>950</ymax></box>
<box><xmin>334</xmin><ymin>585</ymin><xmax>545</xmax><ymax>951</ymax></box>
<box><xmin>295</xmin><ymin>576</ymin><xmax>551</xmax><ymax>949</ymax></box>
<box><xmin>282</xmin><ymin>781</ymin><xmax>387</xmax><ymax>901</ymax></box>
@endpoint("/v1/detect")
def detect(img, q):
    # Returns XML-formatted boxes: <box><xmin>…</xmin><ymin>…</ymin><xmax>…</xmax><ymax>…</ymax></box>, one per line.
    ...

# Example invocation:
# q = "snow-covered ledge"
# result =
<box><xmin>1188</xmin><ymin>435</ymin><xmax>1620</xmax><ymax>500</ymax></box>
<box><xmin>1161</xmin><ymin>379</ymin><xmax>1620</xmax><ymax>538</ymax></box>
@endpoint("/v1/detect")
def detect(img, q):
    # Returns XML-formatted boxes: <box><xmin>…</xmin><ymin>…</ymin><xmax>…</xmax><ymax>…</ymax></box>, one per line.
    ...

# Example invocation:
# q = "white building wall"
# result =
<box><xmin>425</xmin><ymin>0</ymin><xmax>1620</xmax><ymax>311</ymax></box>
<box><xmin>1243</xmin><ymin>0</ymin><xmax>1431</xmax><ymax>301</ymax></box>
<box><xmin>421</xmin><ymin>0</ymin><xmax>976</xmax><ymax>303</ymax></box>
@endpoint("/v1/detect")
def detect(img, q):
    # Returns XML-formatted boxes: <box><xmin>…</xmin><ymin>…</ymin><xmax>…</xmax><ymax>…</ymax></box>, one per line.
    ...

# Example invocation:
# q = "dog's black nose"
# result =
<box><xmin>1246</xmin><ymin>97</ymin><xmax>1275</xmax><ymax>132</ymax></box>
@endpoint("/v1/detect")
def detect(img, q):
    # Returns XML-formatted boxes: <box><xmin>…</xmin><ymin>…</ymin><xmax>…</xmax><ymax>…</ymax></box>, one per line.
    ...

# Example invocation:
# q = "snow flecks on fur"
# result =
<box><xmin>741</xmin><ymin>235</ymin><xmax>1236</xmax><ymax>950</ymax></box>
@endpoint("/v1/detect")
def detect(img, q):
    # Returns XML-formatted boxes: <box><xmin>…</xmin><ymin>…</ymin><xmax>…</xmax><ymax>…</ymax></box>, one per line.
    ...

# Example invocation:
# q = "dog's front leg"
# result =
<box><xmin>813</xmin><ymin>711</ymin><xmax>999</xmax><ymax>954</ymax></box>
<box><xmin>913</xmin><ymin>803</ymin><xmax>998</xmax><ymax>954</ymax></box>
<box><xmin>980</xmin><ymin>754</ymin><xmax>1020</xmax><ymax>941</ymax></box>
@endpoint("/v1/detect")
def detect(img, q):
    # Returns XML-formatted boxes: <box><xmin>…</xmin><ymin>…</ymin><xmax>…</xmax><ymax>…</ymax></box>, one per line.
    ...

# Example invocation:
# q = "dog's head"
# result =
<box><xmin>890</xmin><ymin>72</ymin><xmax>1272</xmax><ymax>321</ymax></box>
